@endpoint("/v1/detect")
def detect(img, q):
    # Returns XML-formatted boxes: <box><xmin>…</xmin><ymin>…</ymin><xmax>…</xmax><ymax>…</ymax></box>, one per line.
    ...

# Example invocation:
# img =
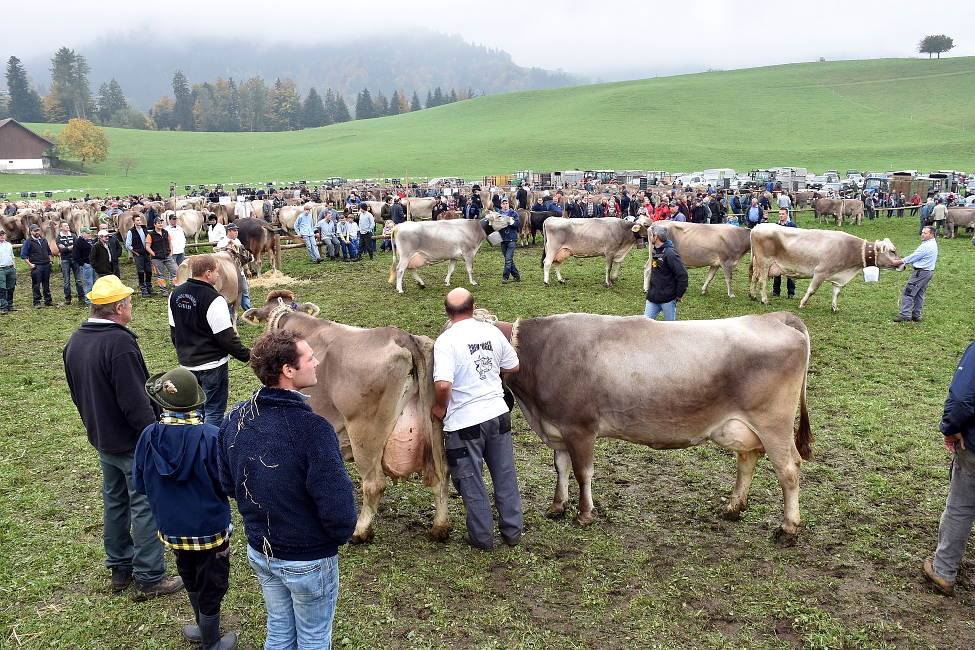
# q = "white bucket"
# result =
<box><xmin>487</xmin><ymin>231</ymin><xmax>502</xmax><ymax>246</ymax></box>
<box><xmin>863</xmin><ymin>266</ymin><xmax>880</xmax><ymax>282</ymax></box>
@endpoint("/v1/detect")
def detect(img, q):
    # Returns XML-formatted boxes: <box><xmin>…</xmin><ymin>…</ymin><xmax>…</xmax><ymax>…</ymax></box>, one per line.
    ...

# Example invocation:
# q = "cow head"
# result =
<box><xmin>630</xmin><ymin>216</ymin><xmax>652</xmax><ymax>237</ymax></box>
<box><xmin>241</xmin><ymin>289</ymin><xmax>320</xmax><ymax>326</ymax></box>
<box><xmin>875</xmin><ymin>238</ymin><xmax>906</xmax><ymax>271</ymax></box>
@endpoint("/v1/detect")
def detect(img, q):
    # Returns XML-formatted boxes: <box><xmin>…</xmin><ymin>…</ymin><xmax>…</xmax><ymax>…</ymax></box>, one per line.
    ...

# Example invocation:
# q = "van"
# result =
<box><xmin>427</xmin><ymin>177</ymin><xmax>464</xmax><ymax>187</ymax></box>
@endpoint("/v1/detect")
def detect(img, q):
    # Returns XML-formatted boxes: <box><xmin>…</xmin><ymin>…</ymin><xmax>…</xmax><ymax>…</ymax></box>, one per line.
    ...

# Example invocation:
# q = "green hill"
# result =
<box><xmin>4</xmin><ymin>57</ymin><xmax>974</xmax><ymax>196</ymax></box>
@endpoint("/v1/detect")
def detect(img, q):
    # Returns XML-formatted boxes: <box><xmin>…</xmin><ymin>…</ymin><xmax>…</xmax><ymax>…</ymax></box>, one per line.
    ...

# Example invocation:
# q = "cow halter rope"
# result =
<box><xmin>267</xmin><ymin>296</ymin><xmax>299</xmax><ymax>330</ymax></box>
<box><xmin>861</xmin><ymin>241</ymin><xmax>877</xmax><ymax>268</ymax></box>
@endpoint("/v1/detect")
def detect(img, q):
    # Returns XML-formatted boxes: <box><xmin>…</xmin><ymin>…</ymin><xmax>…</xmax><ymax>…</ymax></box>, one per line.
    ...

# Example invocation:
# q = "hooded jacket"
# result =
<box><xmin>941</xmin><ymin>340</ymin><xmax>975</xmax><ymax>451</ymax></box>
<box><xmin>132</xmin><ymin>420</ymin><xmax>231</xmax><ymax>538</ymax></box>
<box><xmin>645</xmin><ymin>240</ymin><xmax>689</xmax><ymax>304</ymax></box>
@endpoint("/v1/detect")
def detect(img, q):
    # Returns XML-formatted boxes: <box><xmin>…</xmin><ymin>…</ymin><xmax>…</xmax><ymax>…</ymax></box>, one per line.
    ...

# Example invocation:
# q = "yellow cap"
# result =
<box><xmin>87</xmin><ymin>275</ymin><xmax>135</xmax><ymax>304</ymax></box>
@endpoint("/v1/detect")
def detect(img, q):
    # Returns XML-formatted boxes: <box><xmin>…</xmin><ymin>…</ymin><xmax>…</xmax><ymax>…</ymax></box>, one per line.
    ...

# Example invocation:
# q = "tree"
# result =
<box><xmin>393</xmin><ymin>90</ymin><xmax>409</xmax><ymax>115</ymax></box>
<box><xmin>96</xmin><ymin>78</ymin><xmax>127</xmax><ymax>123</ymax></box>
<box><xmin>302</xmin><ymin>87</ymin><xmax>327</xmax><ymax>128</ymax></box>
<box><xmin>918</xmin><ymin>34</ymin><xmax>954</xmax><ymax>58</ymax></box>
<box><xmin>57</xmin><ymin>118</ymin><xmax>110</xmax><ymax>172</ymax></box>
<box><xmin>425</xmin><ymin>90</ymin><xmax>434</xmax><ymax>109</ymax></box>
<box><xmin>151</xmin><ymin>94</ymin><xmax>175</xmax><ymax>131</ymax></box>
<box><xmin>5</xmin><ymin>56</ymin><xmax>44</xmax><ymax>122</ymax></box>
<box><xmin>48</xmin><ymin>47</ymin><xmax>93</xmax><ymax>121</ymax></box>
<box><xmin>171</xmin><ymin>70</ymin><xmax>194</xmax><ymax>131</ymax></box>
<box><xmin>448</xmin><ymin>89</ymin><xmax>458</xmax><ymax>104</ymax></box>
<box><xmin>268</xmin><ymin>78</ymin><xmax>301</xmax><ymax>131</ymax></box>
<box><xmin>333</xmin><ymin>95</ymin><xmax>351</xmax><ymax>123</ymax></box>
<box><xmin>117</xmin><ymin>156</ymin><xmax>138</xmax><ymax>177</ymax></box>
<box><xmin>239</xmin><ymin>76</ymin><xmax>269</xmax><ymax>132</ymax></box>
<box><xmin>410</xmin><ymin>91</ymin><xmax>421</xmax><ymax>112</ymax></box>
<box><xmin>355</xmin><ymin>88</ymin><xmax>375</xmax><ymax>120</ymax></box>
<box><xmin>373</xmin><ymin>91</ymin><xmax>389</xmax><ymax>118</ymax></box>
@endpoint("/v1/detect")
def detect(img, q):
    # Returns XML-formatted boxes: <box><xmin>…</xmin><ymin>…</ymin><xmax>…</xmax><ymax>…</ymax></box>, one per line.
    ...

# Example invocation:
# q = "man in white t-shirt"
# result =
<box><xmin>165</xmin><ymin>213</ymin><xmax>187</xmax><ymax>267</ymax></box>
<box><xmin>432</xmin><ymin>288</ymin><xmax>522</xmax><ymax>550</ymax></box>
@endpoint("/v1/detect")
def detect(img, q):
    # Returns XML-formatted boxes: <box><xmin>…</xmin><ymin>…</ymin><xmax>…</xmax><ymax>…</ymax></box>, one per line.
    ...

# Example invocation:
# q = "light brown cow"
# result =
<box><xmin>811</xmin><ymin>197</ymin><xmax>864</xmax><ymax>226</ymax></box>
<box><xmin>388</xmin><ymin>219</ymin><xmax>487</xmax><ymax>293</ymax></box>
<box><xmin>643</xmin><ymin>222</ymin><xmax>751</xmax><ymax>297</ymax></box>
<box><xmin>498</xmin><ymin>310</ymin><xmax>812</xmax><ymax>543</ymax></box>
<box><xmin>749</xmin><ymin>223</ymin><xmax>904</xmax><ymax>312</ymax></box>
<box><xmin>542</xmin><ymin>217</ymin><xmax>650</xmax><ymax>286</ymax></box>
<box><xmin>175</xmin><ymin>251</ymin><xmax>245</xmax><ymax>330</ymax></box>
<box><xmin>241</xmin><ymin>290</ymin><xmax>451</xmax><ymax>543</ymax></box>
<box><xmin>403</xmin><ymin>197</ymin><xmax>436</xmax><ymax>220</ymax></box>
<box><xmin>163</xmin><ymin>209</ymin><xmax>206</xmax><ymax>242</ymax></box>
<box><xmin>946</xmin><ymin>207</ymin><xmax>975</xmax><ymax>238</ymax></box>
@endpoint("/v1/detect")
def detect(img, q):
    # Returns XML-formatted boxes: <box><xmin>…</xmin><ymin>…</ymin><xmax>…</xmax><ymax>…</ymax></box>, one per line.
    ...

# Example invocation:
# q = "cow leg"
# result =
<box><xmin>555</xmin><ymin>261</ymin><xmax>566</xmax><ymax>285</ymax></box>
<box><xmin>764</xmin><ymin>445</ymin><xmax>803</xmax><ymax>543</ymax></box>
<box><xmin>721</xmin><ymin>263</ymin><xmax>737</xmax><ymax>298</ymax></box>
<box><xmin>543</xmin><ymin>256</ymin><xmax>552</xmax><ymax>286</ymax></box>
<box><xmin>643</xmin><ymin>257</ymin><xmax>652</xmax><ymax>292</ymax></box>
<box><xmin>346</xmin><ymin>422</ymin><xmax>390</xmax><ymax>544</ymax></box>
<box><xmin>464</xmin><ymin>254</ymin><xmax>478</xmax><ymax>286</ymax></box>
<box><xmin>797</xmin><ymin>272</ymin><xmax>827</xmax><ymax>310</ymax></box>
<box><xmin>444</xmin><ymin>260</ymin><xmax>456</xmax><ymax>286</ymax></box>
<box><xmin>750</xmin><ymin>260</ymin><xmax>773</xmax><ymax>305</ymax></box>
<box><xmin>410</xmin><ymin>269</ymin><xmax>425</xmax><ymax>288</ymax></box>
<box><xmin>395</xmin><ymin>266</ymin><xmax>406</xmax><ymax>293</ymax></box>
<box><xmin>700</xmin><ymin>266</ymin><xmax>719</xmax><ymax>295</ymax></box>
<box><xmin>604</xmin><ymin>255</ymin><xmax>614</xmax><ymax>287</ymax></box>
<box><xmin>546</xmin><ymin>450</ymin><xmax>572</xmax><ymax>519</ymax></box>
<box><xmin>722</xmin><ymin>449</ymin><xmax>762</xmax><ymax>520</ymax></box>
<box><xmin>830</xmin><ymin>282</ymin><xmax>843</xmax><ymax>313</ymax></box>
<box><xmin>559</xmin><ymin>430</ymin><xmax>597</xmax><ymax>525</ymax></box>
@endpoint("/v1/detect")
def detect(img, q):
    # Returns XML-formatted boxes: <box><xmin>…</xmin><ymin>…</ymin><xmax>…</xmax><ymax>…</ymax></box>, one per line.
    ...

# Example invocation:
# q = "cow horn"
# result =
<box><xmin>302</xmin><ymin>302</ymin><xmax>320</xmax><ymax>316</ymax></box>
<box><xmin>240</xmin><ymin>308</ymin><xmax>261</xmax><ymax>325</ymax></box>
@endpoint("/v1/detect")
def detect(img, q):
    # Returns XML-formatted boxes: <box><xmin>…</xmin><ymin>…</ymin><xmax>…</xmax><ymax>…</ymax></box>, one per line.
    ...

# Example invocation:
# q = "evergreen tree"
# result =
<box><xmin>448</xmin><ymin>88</ymin><xmax>458</xmax><ymax>103</ymax></box>
<box><xmin>5</xmin><ymin>56</ymin><xmax>44</xmax><ymax>122</ymax></box>
<box><xmin>171</xmin><ymin>70</ymin><xmax>195</xmax><ymax>131</ymax></box>
<box><xmin>333</xmin><ymin>94</ymin><xmax>351</xmax><ymax>123</ymax></box>
<box><xmin>410</xmin><ymin>91</ymin><xmax>421</xmax><ymax>112</ymax></box>
<box><xmin>239</xmin><ymin>76</ymin><xmax>269</xmax><ymax>132</ymax></box>
<box><xmin>392</xmin><ymin>90</ymin><xmax>407</xmax><ymax>115</ymax></box>
<box><xmin>49</xmin><ymin>47</ymin><xmax>94</xmax><ymax>121</ymax></box>
<box><xmin>97</xmin><ymin>78</ymin><xmax>127</xmax><ymax>123</ymax></box>
<box><xmin>323</xmin><ymin>88</ymin><xmax>337</xmax><ymax>125</ymax></box>
<box><xmin>425</xmin><ymin>90</ymin><xmax>434</xmax><ymax>109</ymax></box>
<box><xmin>268</xmin><ymin>77</ymin><xmax>301</xmax><ymax>131</ymax></box>
<box><xmin>302</xmin><ymin>87</ymin><xmax>327</xmax><ymax>128</ymax></box>
<box><xmin>432</xmin><ymin>87</ymin><xmax>444</xmax><ymax>107</ymax></box>
<box><xmin>355</xmin><ymin>88</ymin><xmax>375</xmax><ymax>120</ymax></box>
<box><xmin>224</xmin><ymin>78</ymin><xmax>241</xmax><ymax>132</ymax></box>
<box><xmin>373</xmin><ymin>91</ymin><xmax>389</xmax><ymax>118</ymax></box>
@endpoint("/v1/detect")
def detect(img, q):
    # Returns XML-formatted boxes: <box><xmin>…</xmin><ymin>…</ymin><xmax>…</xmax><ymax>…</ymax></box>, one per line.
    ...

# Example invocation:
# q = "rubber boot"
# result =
<box><xmin>183</xmin><ymin>592</ymin><xmax>202</xmax><ymax>643</ymax></box>
<box><xmin>199</xmin><ymin>612</ymin><xmax>237</xmax><ymax>650</ymax></box>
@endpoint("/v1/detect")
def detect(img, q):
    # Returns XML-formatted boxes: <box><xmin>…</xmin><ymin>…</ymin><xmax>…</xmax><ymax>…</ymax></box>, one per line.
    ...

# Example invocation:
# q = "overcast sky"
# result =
<box><xmin>4</xmin><ymin>0</ymin><xmax>973</xmax><ymax>81</ymax></box>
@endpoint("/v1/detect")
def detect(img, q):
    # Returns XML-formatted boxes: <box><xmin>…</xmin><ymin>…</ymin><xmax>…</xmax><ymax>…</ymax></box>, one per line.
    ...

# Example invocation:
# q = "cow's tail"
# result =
<box><xmin>795</xmin><ymin>371</ymin><xmax>813</xmax><ymax>460</ymax></box>
<box><xmin>403</xmin><ymin>333</ymin><xmax>442</xmax><ymax>489</ymax></box>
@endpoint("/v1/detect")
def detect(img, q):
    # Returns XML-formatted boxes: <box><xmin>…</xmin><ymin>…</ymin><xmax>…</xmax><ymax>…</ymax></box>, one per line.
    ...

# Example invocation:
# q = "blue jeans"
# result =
<box><xmin>303</xmin><ymin>235</ymin><xmax>321</xmax><ymax>262</ymax></box>
<box><xmin>645</xmin><ymin>299</ymin><xmax>677</xmax><ymax>321</ymax></box>
<box><xmin>247</xmin><ymin>545</ymin><xmax>339</xmax><ymax>650</ymax></box>
<box><xmin>340</xmin><ymin>239</ymin><xmax>357</xmax><ymax>260</ymax></box>
<box><xmin>98</xmin><ymin>450</ymin><xmax>166</xmax><ymax>584</ymax></box>
<box><xmin>81</xmin><ymin>264</ymin><xmax>95</xmax><ymax>303</ymax></box>
<box><xmin>191</xmin><ymin>364</ymin><xmax>229</xmax><ymax>427</ymax></box>
<box><xmin>0</xmin><ymin>265</ymin><xmax>15</xmax><ymax>310</ymax></box>
<box><xmin>61</xmin><ymin>258</ymin><xmax>84</xmax><ymax>301</ymax></box>
<box><xmin>933</xmin><ymin>447</ymin><xmax>975</xmax><ymax>582</ymax></box>
<box><xmin>500</xmin><ymin>240</ymin><xmax>519</xmax><ymax>280</ymax></box>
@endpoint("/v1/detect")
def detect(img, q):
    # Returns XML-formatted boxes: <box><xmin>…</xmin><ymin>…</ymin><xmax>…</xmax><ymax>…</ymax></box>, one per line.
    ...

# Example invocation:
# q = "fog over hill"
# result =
<box><xmin>20</xmin><ymin>30</ymin><xmax>589</xmax><ymax>111</ymax></box>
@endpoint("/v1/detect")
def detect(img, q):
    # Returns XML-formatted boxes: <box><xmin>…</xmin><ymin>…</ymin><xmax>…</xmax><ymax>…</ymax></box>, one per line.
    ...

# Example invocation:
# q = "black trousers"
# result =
<box><xmin>173</xmin><ymin>540</ymin><xmax>231</xmax><ymax>616</ymax></box>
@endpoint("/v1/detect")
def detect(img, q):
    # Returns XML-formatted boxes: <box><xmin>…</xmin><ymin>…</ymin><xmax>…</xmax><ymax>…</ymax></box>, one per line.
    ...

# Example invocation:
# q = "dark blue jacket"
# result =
<box><xmin>133</xmin><ymin>421</ymin><xmax>231</xmax><ymax>538</ymax></box>
<box><xmin>645</xmin><ymin>240</ymin><xmax>688</xmax><ymax>304</ymax></box>
<box><xmin>498</xmin><ymin>208</ymin><xmax>521</xmax><ymax>243</ymax></box>
<box><xmin>941</xmin><ymin>340</ymin><xmax>975</xmax><ymax>451</ymax></box>
<box><xmin>217</xmin><ymin>387</ymin><xmax>357</xmax><ymax>561</ymax></box>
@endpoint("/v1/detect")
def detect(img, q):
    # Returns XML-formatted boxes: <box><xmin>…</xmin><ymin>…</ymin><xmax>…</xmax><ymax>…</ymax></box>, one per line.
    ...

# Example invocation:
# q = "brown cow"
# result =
<box><xmin>242</xmin><ymin>290</ymin><xmax>451</xmax><ymax>543</ymax></box>
<box><xmin>643</xmin><ymin>222</ymin><xmax>751</xmax><ymax>297</ymax></box>
<box><xmin>946</xmin><ymin>207</ymin><xmax>975</xmax><ymax>238</ymax></box>
<box><xmin>498</xmin><ymin>310</ymin><xmax>812</xmax><ymax>543</ymax></box>
<box><xmin>542</xmin><ymin>217</ymin><xmax>650</xmax><ymax>286</ymax></box>
<box><xmin>749</xmin><ymin>223</ymin><xmax>904</xmax><ymax>312</ymax></box>
<box><xmin>176</xmin><ymin>252</ymin><xmax>245</xmax><ymax>330</ymax></box>
<box><xmin>233</xmin><ymin>217</ymin><xmax>278</xmax><ymax>277</ymax></box>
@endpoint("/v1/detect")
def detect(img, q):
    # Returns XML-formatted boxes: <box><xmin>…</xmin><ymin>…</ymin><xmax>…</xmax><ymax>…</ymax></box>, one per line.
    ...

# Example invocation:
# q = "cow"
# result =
<box><xmin>520</xmin><ymin>209</ymin><xmax>559</xmax><ymax>247</ymax></box>
<box><xmin>811</xmin><ymin>198</ymin><xmax>863</xmax><ymax>226</ymax></box>
<box><xmin>793</xmin><ymin>191</ymin><xmax>815</xmax><ymax>208</ymax></box>
<box><xmin>275</xmin><ymin>204</ymin><xmax>304</xmax><ymax>234</ymax></box>
<box><xmin>542</xmin><ymin>217</ymin><xmax>649</xmax><ymax>286</ymax></box>
<box><xmin>241</xmin><ymin>290</ymin><xmax>450</xmax><ymax>543</ymax></box>
<box><xmin>234</xmin><ymin>217</ymin><xmax>278</xmax><ymax>276</ymax></box>
<box><xmin>206</xmin><ymin>202</ymin><xmax>236</xmax><ymax>224</ymax></box>
<box><xmin>494</xmin><ymin>310</ymin><xmax>812</xmax><ymax>543</ymax></box>
<box><xmin>748</xmin><ymin>223</ymin><xmax>904</xmax><ymax>312</ymax></box>
<box><xmin>388</xmin><ymin>219</ymin><xmax>487</xmax><ymax>294</ymax></box>
<box><xmin>946</xmin><ymin>207</ymin><xmax>975</xmax><ymax>238</ymax></box>
<box><xmin>162</xmin><ymin>209</ymin><xmax>206</xmax><ymax>242</ymax></box>
<box><xmin>175</xmin><ymin>251</ymin><xmax>245</xmax><ymax>330</ymax></box>
<box><xmin>1</xmin><ymin>214</ymin><xmax>26</xmax><ymax>241</ymax></box>
<box><xmin>643</xmin><ymin>222</ymin><xmax>752</xmax><ymax>298</ymax></box>
<box><xmin>403</xmin><ymin>197</ymin><xmax>436</xmax><ymax>220</ymax></box>
<box><xmin>165</xmin><ymin>197</ymin><xmax>204</xmax><ymax>212</ymax></box>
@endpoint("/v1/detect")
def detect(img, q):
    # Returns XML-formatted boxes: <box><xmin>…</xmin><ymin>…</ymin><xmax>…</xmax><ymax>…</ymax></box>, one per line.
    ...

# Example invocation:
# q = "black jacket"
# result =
<box><xmin>64</xmin><ymin>321</ymin><xmax>160</xmax><ymax>454</ymax></box>
<box><xmin>169</xmin><ymin>278</ymin><xmax>250</xmax><ymax>367</ymax></box>
<box><xmin>89</xmin><ymin>240</ymin><xmax>114</xmax><ymax>275</ymax></box>
<box><xmin>645</xmin><ymin>241</ymin><xmax>688</xmax><ymax>304</ymax></box>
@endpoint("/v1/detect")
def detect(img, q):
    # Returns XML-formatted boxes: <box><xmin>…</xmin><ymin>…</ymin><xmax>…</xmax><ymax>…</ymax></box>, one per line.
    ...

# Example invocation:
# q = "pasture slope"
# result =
<box><xmin>2</xmin><ymin>57</ymin><xmax>974</xmax><ymax>196</ymax></box>
<box><xmin>2</xmin><ymin>211</ymin><xmax>975</xmax><ymax>648</ymax></box>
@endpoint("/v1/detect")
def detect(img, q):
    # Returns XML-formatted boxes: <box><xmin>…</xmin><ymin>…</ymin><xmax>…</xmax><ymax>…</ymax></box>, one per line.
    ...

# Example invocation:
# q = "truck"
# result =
<box><xmin>741</xmin><ymin>167</ymin><xmax>806</xmax><ymax>191</ymax></box>
<box><xmin>585</xmin><ymin>170</ymin><xmax>616</xmax><ymax>184</ymax></box>
<box><xmin>614</xmin><ymin>170</ymin><xmax>645</xmax><ymax>184</ymax></box>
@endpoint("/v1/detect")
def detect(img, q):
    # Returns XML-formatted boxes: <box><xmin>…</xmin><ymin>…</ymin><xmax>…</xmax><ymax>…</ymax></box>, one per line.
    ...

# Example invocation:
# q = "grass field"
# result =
<box><xmin>2</xmin><ymin>210</ymin><xmax>975</xmax><ymax>649</ymax></box>
<box><xmin>2</xmin><ymin>56</ymin><xmax>974</xmax><ymax>197</ymax></box>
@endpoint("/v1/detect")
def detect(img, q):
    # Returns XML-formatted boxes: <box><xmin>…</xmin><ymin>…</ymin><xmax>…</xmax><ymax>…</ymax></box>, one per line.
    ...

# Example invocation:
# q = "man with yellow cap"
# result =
<box><xmin>63</xmin><ymin>276</ymin><xmax>184</xmax><ymax>601</ymax></box>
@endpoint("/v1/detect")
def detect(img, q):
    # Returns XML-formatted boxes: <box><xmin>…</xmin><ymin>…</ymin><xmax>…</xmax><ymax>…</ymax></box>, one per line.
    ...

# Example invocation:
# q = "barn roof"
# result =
<box><xmin>0</xmin><ymin>119</ymin><xmax>56</xmax><ymax>160</ymax></box>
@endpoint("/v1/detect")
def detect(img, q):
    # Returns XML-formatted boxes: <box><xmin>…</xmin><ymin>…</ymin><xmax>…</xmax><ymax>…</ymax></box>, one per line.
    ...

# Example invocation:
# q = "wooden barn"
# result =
<box><xmin>0</xmin><ymin>119</ymin><xmax>55</xmax><ymax>172</ymax></box>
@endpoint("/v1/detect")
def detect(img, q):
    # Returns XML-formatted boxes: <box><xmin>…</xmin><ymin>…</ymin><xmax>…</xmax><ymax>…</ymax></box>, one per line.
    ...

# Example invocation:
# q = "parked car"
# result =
<box><xmin>807</xmin><ymin>176</ymin><xmax>828</xmax><ymax>190</ymax></box>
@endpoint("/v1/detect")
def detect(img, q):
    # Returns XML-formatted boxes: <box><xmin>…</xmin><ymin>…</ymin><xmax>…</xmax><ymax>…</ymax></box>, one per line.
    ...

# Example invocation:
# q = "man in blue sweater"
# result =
<box><xmin>218</xmin><ymin>329</ymin><xmax>357</xmax><ymax>650</ymax></box>
<box><xmin>134</xmin><ymin>368</ymin><xmax>236</xmax><ymax>649</ymax></box>
<box><xmin>924</xmin><ymin>339</ymin><xmax>975</xmax><ymax>596</ymax></box>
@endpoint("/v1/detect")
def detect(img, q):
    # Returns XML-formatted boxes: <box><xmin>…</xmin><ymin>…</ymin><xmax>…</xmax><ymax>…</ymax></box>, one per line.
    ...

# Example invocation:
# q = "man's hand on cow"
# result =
<box><xmin>944</xmin><ymin>433</ymin><xmax>965</xmax><ymax>453</ymax></box>
<box><xmin>431</xmin><ymin>404</ymin><xmax>447</xmax><ymax>422</ymax></box>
